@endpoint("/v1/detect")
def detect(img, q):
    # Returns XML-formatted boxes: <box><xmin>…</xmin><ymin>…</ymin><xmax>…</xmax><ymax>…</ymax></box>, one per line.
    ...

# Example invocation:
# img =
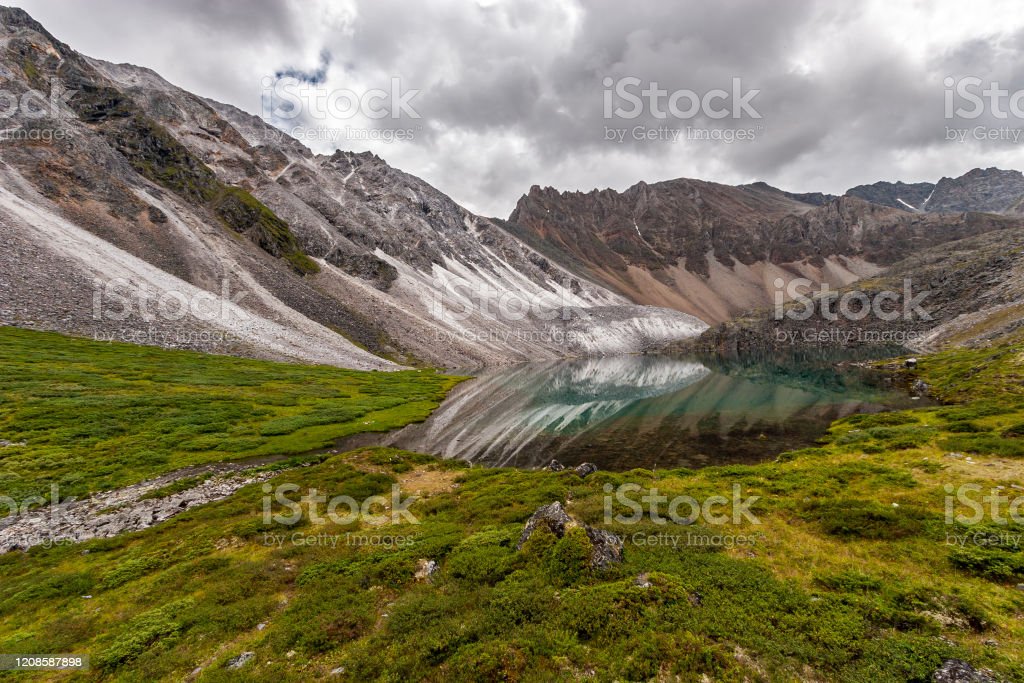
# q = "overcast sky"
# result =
<box><xmin>11</xmin><ymin>0</ymin><xmax>1024</xmax><ymax>216</ymax></box>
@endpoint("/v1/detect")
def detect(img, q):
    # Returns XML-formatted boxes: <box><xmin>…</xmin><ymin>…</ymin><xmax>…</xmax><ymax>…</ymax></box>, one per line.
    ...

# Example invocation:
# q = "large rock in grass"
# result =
<box><xmin>933</xmin><ymin>659</ymin><xmax>1001</xmax><ymax>683</ymax></box>
<box><xmin>516</xmin><ymin>501</ymin><xmax>623</xmax><ymax>569</ymax></box>
<box><xmin>517</xmin><ymin>502</ymin><xmax>573</xmax><ymax>546</ymax></box>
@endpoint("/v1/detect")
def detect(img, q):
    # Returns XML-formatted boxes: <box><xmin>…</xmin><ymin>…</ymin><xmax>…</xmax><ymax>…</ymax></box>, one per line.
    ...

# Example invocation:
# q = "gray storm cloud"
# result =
<box><xmin>12</xmin><ymin>0</ymin><xmax>1024</xmax><ymax>216</ymax></box>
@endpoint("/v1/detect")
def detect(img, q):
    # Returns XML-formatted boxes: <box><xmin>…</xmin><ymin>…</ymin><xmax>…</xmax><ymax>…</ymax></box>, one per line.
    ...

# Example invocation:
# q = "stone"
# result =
<box><xmin>905</xmin><ymin>358</ymin><xmax>918</xmax><ymax>368</ymax></box>
<box><xmin>544</xmin><ymin>459</ymin><xmax>565</xmax><ymax>472</ymax></box>
<box><xmin>517</xmin><ymin>502</ymin><xmax>573</xmax><ymax>549</ymax></box>
<box><xmin>634</xmin><ymin>573</ymin><xmax>651</xmax><ymax>588</ymax></box>
<box><xmin>574</xmin><ymin>462</ymin><xmax>598</xmax><ymax>478</ymax></box>
<box><xmin>414</xmin><ymin>558</ymin><xmax>439</xmax><ymax>582</ymax></box>
<box><xmin>226</xmin><ymin>652</ymin><xmax>255</xmax><ymax>670</ymax></box>
<box><xmin>932</xmin><ymin>659</ymin><xmax>1000</xmax><ymax>683</ymax></box>
<box><xmin>585</xmin><ymin>526</ymin><xmax>624</xmax><ymax>569</ymax></box>
<box><xmin>517</xmin><ymin>501</ymin><xmax>623</xmax><ymax>569</ymax></box>
<box><xmin>912</xmin><ymin>379</ymin><xmax>930</xmax><ymax>396</ymax></box>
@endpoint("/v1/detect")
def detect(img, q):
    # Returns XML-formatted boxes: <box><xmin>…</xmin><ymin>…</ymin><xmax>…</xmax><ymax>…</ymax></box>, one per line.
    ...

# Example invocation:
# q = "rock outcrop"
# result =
<box><xmin>516</xmin><ymin>501</ymin><xmax>623</xmax><ymax>569</ymax></box>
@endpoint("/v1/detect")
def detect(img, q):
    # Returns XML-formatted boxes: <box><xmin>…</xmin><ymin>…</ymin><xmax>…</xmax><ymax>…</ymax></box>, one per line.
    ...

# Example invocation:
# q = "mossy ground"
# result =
<box><xmin>1</xmin><ymin>329</ymin><xmax>1024</xmax><ymax>681</ymax></box>
<box><xmin>0</xmin><ymin>327</ymin><xmax>460</xmax><ymax>502</ymax></box>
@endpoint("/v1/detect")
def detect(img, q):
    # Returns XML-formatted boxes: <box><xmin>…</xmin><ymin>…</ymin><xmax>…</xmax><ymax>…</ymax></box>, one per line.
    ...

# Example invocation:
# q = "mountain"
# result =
<box><xmin>845</xmin><ymin>167</ymin><xmax>1024</xmax><ymax>214</ymax></box>
<box><xmin>506</xmin><ymin>178</ymin><xmax>1021</xmax><ymax>324</ymax></box>
<box><xmin>844</xmin><ymin>180</ymin><xmax>935</xmax><ymax>211</ymax></box>
<box><xmin>688</xmin><ymin>223</ymin><xmax>1024</xmax><ymax>354</ymax></box>
<box><xmin>0</xmin><ymin>7</ymin><xmax>705</xmax><ymax>369</ymax></box>
<box><xmin>925</xmin><ymin>167</ymin><xmax>1024</xmax><ymax>214</ymax></box>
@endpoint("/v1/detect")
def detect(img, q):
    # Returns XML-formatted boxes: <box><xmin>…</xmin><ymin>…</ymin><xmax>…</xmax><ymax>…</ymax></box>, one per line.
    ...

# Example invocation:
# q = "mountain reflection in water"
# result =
<box><xmin>382</xmin><ymin>350</ymin><xmax>922</xmax><ymax>470</ymax></box>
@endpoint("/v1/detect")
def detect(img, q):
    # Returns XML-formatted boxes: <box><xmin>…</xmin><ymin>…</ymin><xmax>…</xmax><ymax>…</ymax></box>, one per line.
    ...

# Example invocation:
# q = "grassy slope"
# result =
<box><xmin>0</xmin><ymin>327</ymin><xmax>461</xmax><ymax>501</ymax></box>
<box><xmin>1</xmin><ymin>330</ymin><xmax>1023</xmax><ymax>681</ymax></box>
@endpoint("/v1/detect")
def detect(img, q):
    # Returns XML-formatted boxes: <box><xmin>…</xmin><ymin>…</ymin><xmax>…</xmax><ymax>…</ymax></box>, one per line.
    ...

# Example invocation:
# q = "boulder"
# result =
<box><xmin>516</xmin><ymin>502</ymin><xmax>572</xmax><ymax>549</ymax></box>
<box><xmin>574</xmin><ymin>462</ymin><xmax>598</xmax><ymax>478</ymax></box>
<box><xmin>585</xmin><ymin>526</ymin><xmax>624</xmax><ymax>569</ymax></box>
<box><xmin>517</xmin><ymin>501</ymin><xmax>623</xmax><ymax>569</ymax></box>
<box><xmin>932</xmin><ymin>659</ymin><xmax>1000</xmax><ymax>683</ymax></box>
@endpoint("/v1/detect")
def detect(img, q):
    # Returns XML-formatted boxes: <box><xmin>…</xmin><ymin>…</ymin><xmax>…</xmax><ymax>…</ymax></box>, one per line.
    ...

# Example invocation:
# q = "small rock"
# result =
<box><xmin>574</xmin><ymin>462</ymin><xmax>598</xmax><ymax>478</ymax></box>
<box><xmin>414</xmin><ymin>558</ymin><xmax>439</xmax><ymax>582</ymax></box>
<box><xmin>285</xmin><ymin>650</ymin><xmax>296</xmax><ymax>659</ymax></box>
<box><xmin>983</xmin><ymin>639</ymin><xmax>998</xmax><ymax>647</ymax></box>
<box><xmin>634</xmin><ymin>573</ymin><xmax>651</xmax><ymax>588</ymax></box>
<box><xmin>905</xmin><ymin>358</ymin><xmax>918</xmax><ymax>369</ymax></box>
<box><xmin>931</xmin><ymin>659</ymin><xmax>1000</xmax><ymax>683</ymax></box>
<box><xmin>226</xmin><ymin>652</ymin><xmax>255</xmax><ymax>670</ymax></box>
<box><xmin>911</xmin><ymin>379</ymin><xmax>930</xmax><ymax>397</ymax></box>
<box><xmin>585</xmin><ymin>526</ymin><xmax>624</xmax><ymax>569</ymax></box>
<box><xmin>544</xmin><ymin>459</ymin><xmax>565</xmax><ymax>472</ymax></box>
<box><xmin>256</xmin><ymin>622</ymin><xmax>267</xmax><ymax>631</ymax></box>
<box><xmin>330</xmin><ymin>667</ymin><xmax>346</xmax><ymax>675</ymax></box>
<box><xmin>517</xmin><ymin>502</ymin><xmax>573</xmax><ymax>549</ymax></box>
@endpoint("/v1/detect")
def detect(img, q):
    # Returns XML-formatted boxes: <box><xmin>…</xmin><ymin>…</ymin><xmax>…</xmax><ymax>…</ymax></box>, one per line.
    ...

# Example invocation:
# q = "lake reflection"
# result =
<box><xmin>382</xmin><ymin>350</ymin><xmax>922</xmax><ymax>470</ymax></box>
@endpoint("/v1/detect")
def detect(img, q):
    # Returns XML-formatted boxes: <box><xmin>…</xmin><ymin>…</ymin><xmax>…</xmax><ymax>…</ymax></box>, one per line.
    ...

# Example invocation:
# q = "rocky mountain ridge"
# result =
<box><xmin>506</xmin><ymin>175</ymin><xmax>1023</xmax><ymax>324</ymax></box>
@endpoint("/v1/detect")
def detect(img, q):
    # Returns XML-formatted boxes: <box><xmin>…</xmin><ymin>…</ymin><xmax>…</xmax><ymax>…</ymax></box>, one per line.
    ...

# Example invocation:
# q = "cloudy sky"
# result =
<box><xmin>11</xmin><ymin>0</ymin><xmax>1024</xmax><ymax>216</ymax></box>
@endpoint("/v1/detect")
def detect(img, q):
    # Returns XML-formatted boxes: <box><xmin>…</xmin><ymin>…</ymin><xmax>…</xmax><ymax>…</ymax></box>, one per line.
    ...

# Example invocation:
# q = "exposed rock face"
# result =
<box><xmin>844</xmin><ymin>168</ymin><xmax>1024</xmax><ymax>214</ymax></box>
<box><xmin>927</xmin><ymin>168</ymin><xmax>1024</xmax><ymax>214</ymax></box>
<box><xmin>0</xmin><ymin>6</ymin><xmax>705</xmax><ymax>369</ymax></box>
<box><xmin>583</xmin><ymin>526</ymin><xmax>625</xmax><ymax>569</ymax></box>
<box><xmin>932</xmin><ymin>659</ymin><xmax>1001</xmax><ymax>683</ymax></box>
<box><xmin>516</xmin><ymin>501</ymin><xmax>623</xmax><ymax>569</ymax></box>
<box><xmin>507</xmin><ymin>178</ymin><xmax>1020</xmax><ymax>324</ymax></box>
<box><xmin>688</xmin><ymin>223</ymin><xmax>1024</xmax><ymax>353</ymax></box>
<box><xmin>845</xmin><ymin>180</ymin><xmax>935</xmax><ymax>211</ymax></box>
<box><xmin>741</xmin><ymin>181</ymin><xmax>837</xmax><ymax>207</ymax></box>
<box><xmin>516</xmin><ymin>502</ymin><xmax>573</xmax><ymax>548</ymax></box>
<box><xmin>0</xmin><ymin>466</ymin><xmax>275</xmax><ymax>553</ymax></box>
